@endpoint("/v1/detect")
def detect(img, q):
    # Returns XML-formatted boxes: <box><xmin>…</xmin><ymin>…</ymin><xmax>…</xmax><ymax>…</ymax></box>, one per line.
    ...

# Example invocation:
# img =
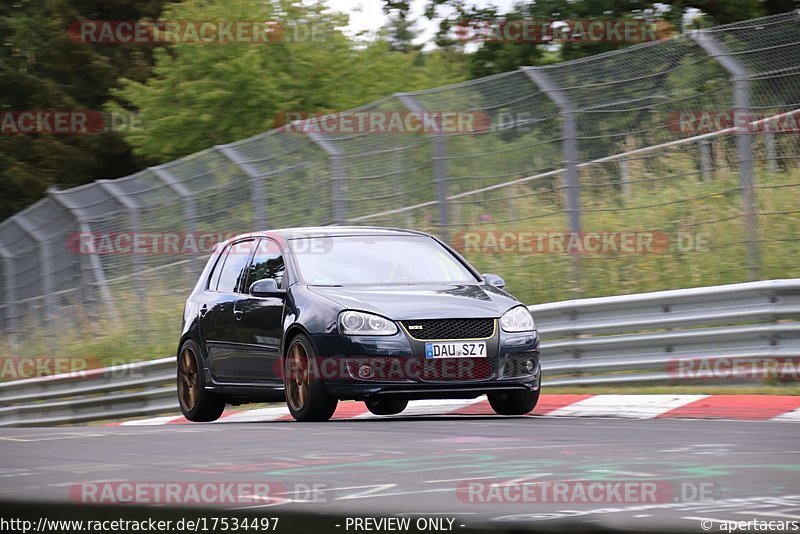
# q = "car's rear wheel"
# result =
<box><xmin>177</xmin><ymin>339</ymin><xmax>226</xmax><ymax>422</ymax></box>
<box><xmin>284</xmin><ymin>334</ymin><xmax>338</xmax><ymax>422</ymax></box>
<box><xmin>365</xmin><ymin>398</ymin><xmax>408</xmax><ymax>416</ymax></box>
<box><xmin>487</xmin><ymin>389</ymin><xmax>539</xmax><ymax>415</ymax></box>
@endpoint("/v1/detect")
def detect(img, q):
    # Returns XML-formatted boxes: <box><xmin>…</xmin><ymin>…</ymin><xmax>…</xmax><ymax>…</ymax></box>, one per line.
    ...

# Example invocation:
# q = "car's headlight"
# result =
<box><xmin>338</xmin><ymin>311</ymin><xmax>398</xmax><ymax>336</ymax></box>
<box><xmin>500</xmin><ymin>305</ymin><xmax>536</xmax><ymax>332</ymax></box>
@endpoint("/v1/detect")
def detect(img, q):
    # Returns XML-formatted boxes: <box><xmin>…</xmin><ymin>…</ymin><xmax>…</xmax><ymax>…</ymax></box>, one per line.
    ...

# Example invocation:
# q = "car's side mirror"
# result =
<box><xmin>249</xmin><ymin>278</ymin><xmax>285</xmax><ymax>298</ymax></box>
<box><xmin>482</xmin><ymin>273</ymin><xmax>506</xmax><ymax>289</ymax></box>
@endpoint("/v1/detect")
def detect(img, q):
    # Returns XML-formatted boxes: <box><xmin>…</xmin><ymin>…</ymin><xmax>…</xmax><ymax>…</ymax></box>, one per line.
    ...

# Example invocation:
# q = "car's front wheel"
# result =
<box><xmin>365</xmin><ymin>398</ymin><xmax>408</xmax><ymax>416</ymax></box>
<box><xmin>487</xmin><ymin>389</ymin><xmax>539</xmax><ymax>415</ymax></box>
<box><xmin>284</xmin><ymin>334</ymin><xmax>338</xmax><ymax>422</ymax></box>
<box><xmin>177</xmin><ymin>339</ymin><xmax>226</xmax><ymax>422</ymax></box>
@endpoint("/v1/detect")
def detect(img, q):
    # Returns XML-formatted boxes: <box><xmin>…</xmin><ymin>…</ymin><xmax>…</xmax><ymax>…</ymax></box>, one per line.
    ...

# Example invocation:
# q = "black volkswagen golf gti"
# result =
<box><xmin>177</xmin><ymin>227</ymin><xmax>541</xmax><ymax>422</ymax></box>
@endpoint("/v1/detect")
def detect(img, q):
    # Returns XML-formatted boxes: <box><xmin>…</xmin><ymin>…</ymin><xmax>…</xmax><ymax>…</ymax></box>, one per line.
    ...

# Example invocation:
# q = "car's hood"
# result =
<box><xmin>306</xmin><ymin>283</ymin><xmax>519</xmax><ymax>320</ymax></box>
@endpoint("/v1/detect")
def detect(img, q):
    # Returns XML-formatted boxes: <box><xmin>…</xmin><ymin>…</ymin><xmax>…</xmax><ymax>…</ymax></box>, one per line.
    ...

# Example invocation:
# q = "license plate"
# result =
<box><xmin>425</xmin><ymin>341</ymin><xmax>487</xmax><ymax>359</ymax></box>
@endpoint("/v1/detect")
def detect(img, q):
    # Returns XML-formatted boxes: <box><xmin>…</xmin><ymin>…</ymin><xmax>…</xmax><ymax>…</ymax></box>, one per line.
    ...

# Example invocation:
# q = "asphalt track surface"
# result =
<box><xmin>1</xmin><ymin>414</ymin><xmax>798</xmax><ymax>531</ymax></box>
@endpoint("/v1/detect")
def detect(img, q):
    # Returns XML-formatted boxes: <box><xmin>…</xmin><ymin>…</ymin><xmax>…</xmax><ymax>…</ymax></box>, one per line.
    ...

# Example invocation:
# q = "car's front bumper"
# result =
<box><xmin>309</xmin><ymin>329</ymin><xmax>541</xmax><ymax>401</ymax></box>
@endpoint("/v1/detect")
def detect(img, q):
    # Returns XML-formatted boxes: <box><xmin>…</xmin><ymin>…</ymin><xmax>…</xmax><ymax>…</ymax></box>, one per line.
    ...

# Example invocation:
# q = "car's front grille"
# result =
<box><xmin>420</xmin><ymin>358</ymin><xmax>494</xmax><ymax>381</ymax></box>
<box><xmin>401</xmin><ymin>318</ymin><xmax>495</xmax><ymax>340</ymax></box>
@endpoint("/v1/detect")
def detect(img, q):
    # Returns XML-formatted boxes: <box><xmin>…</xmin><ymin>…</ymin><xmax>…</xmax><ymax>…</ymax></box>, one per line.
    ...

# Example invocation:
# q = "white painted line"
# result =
<box><xmin>119</xmin><ymin>415</ymin><xmax>181</xmax><ymax>426</ymax></box>
<box><xmin>218</xmin><ymin>406</ymin><xmax>290</xmax><ymax>423</ymax></box>
<box><xmin>735</xmin><ymin>509</ymin><xmax>800</xmax><ymax>520</ymax></box>
<box><xmin>424</xmin><ymin>475</ymin><xmax>505</xmax><ymax>484</ymax></box>
<box><xmin>587</xmin><ymin>469</ymin><xmax>658</xmax><ymax>477</ymax></box>
<box><xmin>455</xmin><ymin>443</ymin><xmax>635</xmax><ymax>452</ymax></box>
<box><xmin>0</xmin><ymin>432</ymin><xmax>106</xmax><ymax>442</ymax></box>
<box><xmin>505</xmin><ymin>473</ymin><xmax>555</xmax><ymax>485</ymax></box>
<box><xmin>335</xmin><ymin>484</ymin><xmax>398</xmax><ymax>500</ymax></box>
<box><xmin>545</xmin><ymin>394</ymin><xmax>709</xmax><ymax>419</ymax></box>
<box><xmin>771</xmin><ymin>407</ymin><xmax>800</xmax><ymax>422</ymax></box>
<box><xmin>402</xmin><ymin>397</ymin><xmax>485</xmax><ymax>416</ymax></box>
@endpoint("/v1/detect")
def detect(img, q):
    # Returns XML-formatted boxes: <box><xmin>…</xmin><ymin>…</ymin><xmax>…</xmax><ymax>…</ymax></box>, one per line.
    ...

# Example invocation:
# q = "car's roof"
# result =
<box><xmin>237</xmin><ymin>226</ymin><xmax>431</xmax><ymax>241</ymax></box>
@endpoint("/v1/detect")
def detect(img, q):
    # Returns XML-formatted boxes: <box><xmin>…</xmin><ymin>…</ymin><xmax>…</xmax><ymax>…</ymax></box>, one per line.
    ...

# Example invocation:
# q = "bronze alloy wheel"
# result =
<box><xmin>178</xmin><ymin>345</ymin><xmax>199</xmax><ymax>412</ymax></box>
<box><xmin>176</xmin><ymin>339</ymin><xmax>226</xmax><ymax>422</ymax></box>
<box><xmin>283</xmin><ymin>334</ymin><xmax>338</xmax><ymax>421</ymax></box>
<box><xmin>286</xmin><ymin>341</ymin><xmax>310</xmax><ymax>412</ymax></box>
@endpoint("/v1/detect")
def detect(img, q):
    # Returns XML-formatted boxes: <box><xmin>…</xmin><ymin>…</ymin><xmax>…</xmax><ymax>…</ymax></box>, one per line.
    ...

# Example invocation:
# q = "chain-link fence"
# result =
<box><xmin>1</xmin><ymin>12</ymin><xmax>798</xmax><ymax>355</ymax></box>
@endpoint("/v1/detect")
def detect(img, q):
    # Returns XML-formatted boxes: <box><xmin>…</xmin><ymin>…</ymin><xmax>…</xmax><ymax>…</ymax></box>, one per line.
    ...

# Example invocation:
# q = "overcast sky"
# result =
<box><xmin>326</xmin><ymin>0</ymin><xmax>518</xmax><ymax>45</ymax></box>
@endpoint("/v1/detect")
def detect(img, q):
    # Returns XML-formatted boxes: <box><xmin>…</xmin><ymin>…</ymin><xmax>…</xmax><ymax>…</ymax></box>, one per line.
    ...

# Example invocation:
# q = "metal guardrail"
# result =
<box><xmin>0</xmin><ymin>358</ymin><xmax>176</xmax><ymax>426</ymax></box>
<box><xmin>1</xmin><ymin>279</ymin><xmax>798</xmax><ymax>426</ymax></box>
<box><xmin>536</xmin><ymin>279</ymin><xmax>800</xmax><ymax>386</ymax></box>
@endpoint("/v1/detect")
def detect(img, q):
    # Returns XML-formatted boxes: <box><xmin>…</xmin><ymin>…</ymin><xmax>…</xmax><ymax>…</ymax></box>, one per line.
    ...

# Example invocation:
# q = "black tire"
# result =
<box><xmin>177</xmin><ymin>339</ymin><xmax>226</xmax><ymax>422</ymax></box>
<box><xmin>284</xmin><ymin>334</ymin><xmax>338</xmax><ymax>422</ymax></box>
<box><xmin>487</xmin><ymin>389</ymin><xmax>540</xmax><ymax>416</ymax></box>
<box><xmin>365</xmin><ymin>398</ymin><xmax>408</xmax><ymax>416</ymax></box>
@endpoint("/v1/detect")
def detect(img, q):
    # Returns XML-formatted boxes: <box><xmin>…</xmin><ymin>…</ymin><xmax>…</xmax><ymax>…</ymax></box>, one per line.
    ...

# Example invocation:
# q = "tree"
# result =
<box><xmin>0</xmin><ymin>0</ymin><xmax>168</xmax><ymax>220</ymax></box>
<box><xmin>411</xmin><ymin>0</ymin><xmax>771</xmax><ymax>77</ymax></box>
<box><xmin>382</xmin><ymin>0</ymin><xmax>423</xmax><ymax>53</ymax></box>
<box><xmin>114</xmin><ymin>0</ymin><xmax>466</xmax><ymax>162</ymax></box>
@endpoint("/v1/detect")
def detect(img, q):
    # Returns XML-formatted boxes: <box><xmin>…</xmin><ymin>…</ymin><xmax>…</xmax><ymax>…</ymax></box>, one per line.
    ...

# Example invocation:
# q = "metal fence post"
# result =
<box><xmin>11</xmin><ymin>215</ymin><xmax>56</xmax><ymax>351</ymax></box>
<box><xmin>216</xmin><ymin>145</ymin><xmax>267</xmax><ymax>230</ymax></box>
<box><xmin>764</xmin><ymin>132</ymin><xmax>777</xmax><ymax>173</ymax></box>
<box><xmin>521</xmin><ymin>67</ymin><xmax>582</xmax><ymax>291</ymax></box>
<box><xmin>397</xmin><ymin>93</ymin><xmax>450</xmax><ymax>242</ymax></box>
<box><xmin>700</xmin><ymin>140</ymin><xmax>712</xmax><ymax>182</ymax></box>
<box><xmin>47</xmin><ymin>188</ymin><xmax>114</xmax><ymax>317</ymax></box>
<box><xmin>306</xmin><ymin>132</ymin><xmax>347</xmax><ymax>225</ymax></box>
<box><xmin>691</xmin><ymin>31</ymin><xmax>759</xmax><ymax>280</ymax></box>
<box><xmin>151</xmin><ymin>166</ymin><xmax>200</xmax><ymax>275</ymax></box>
<box><xmin>620</xmin><ymin>158</ymin><xmax>631</xmax><ymax>199</ymax></box>
<box><xmin>0</xmin><ymin>244</ymin><xmax>18</xmax><ymax>351</ymax></box>
<box><xmin>96</xmin><ymin>180</ymin><xmax>148</xmax><ymax>330</ymax></box>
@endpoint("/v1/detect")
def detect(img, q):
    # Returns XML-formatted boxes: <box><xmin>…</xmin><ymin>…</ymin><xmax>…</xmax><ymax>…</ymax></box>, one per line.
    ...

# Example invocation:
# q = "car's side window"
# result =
<box><xmin>247</xmin><ymin>239</ymin><xmax>286</xmax><ymax>290</ymax></box>
<box><xmin>207</xmin><ymin>247</ymin><xmax>228</xmax><ymax>291</ymax></box>
<box><xmin>216</xmin><ymin>239</ymin><xmax>255</xmax><ymax>293</ymax></box>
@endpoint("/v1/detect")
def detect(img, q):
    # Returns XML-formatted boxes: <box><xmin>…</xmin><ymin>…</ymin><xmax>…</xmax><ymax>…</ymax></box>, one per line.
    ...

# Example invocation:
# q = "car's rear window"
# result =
<box><xmin>289</xmin><ymin>235</ymin><xmax>478</xmax><ymax>285</ymax></box>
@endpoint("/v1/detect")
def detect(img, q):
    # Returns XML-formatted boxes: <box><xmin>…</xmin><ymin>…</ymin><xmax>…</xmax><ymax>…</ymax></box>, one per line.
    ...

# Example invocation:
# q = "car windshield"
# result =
<box><xmin>289</xmin><ymin>235</ymin><xmax>479</xmax><ymax>285</ymax></box>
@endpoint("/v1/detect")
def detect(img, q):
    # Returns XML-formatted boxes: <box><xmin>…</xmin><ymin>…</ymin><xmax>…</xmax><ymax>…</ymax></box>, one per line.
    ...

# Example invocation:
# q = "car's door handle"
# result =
<box><xmin>233</xmin><ymin>309</ymin><xmax>243</xmax><ymax>320</ymax></box>
<box><xmin>199</xmin><ymin>304</ymin><xmax>208</xmax><ymax>317</ymax></box>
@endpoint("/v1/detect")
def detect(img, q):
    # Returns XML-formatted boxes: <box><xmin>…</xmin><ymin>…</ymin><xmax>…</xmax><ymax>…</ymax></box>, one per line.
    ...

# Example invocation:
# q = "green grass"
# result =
<box><xmin>448</xmin><ymin>162</ymin><xmax>800</xmax><ymax>305</ymax></box>
<box><xmin>1</xmin><ymin>278</ymin><xmax>184</xmax><ymax>370</ymax></box>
